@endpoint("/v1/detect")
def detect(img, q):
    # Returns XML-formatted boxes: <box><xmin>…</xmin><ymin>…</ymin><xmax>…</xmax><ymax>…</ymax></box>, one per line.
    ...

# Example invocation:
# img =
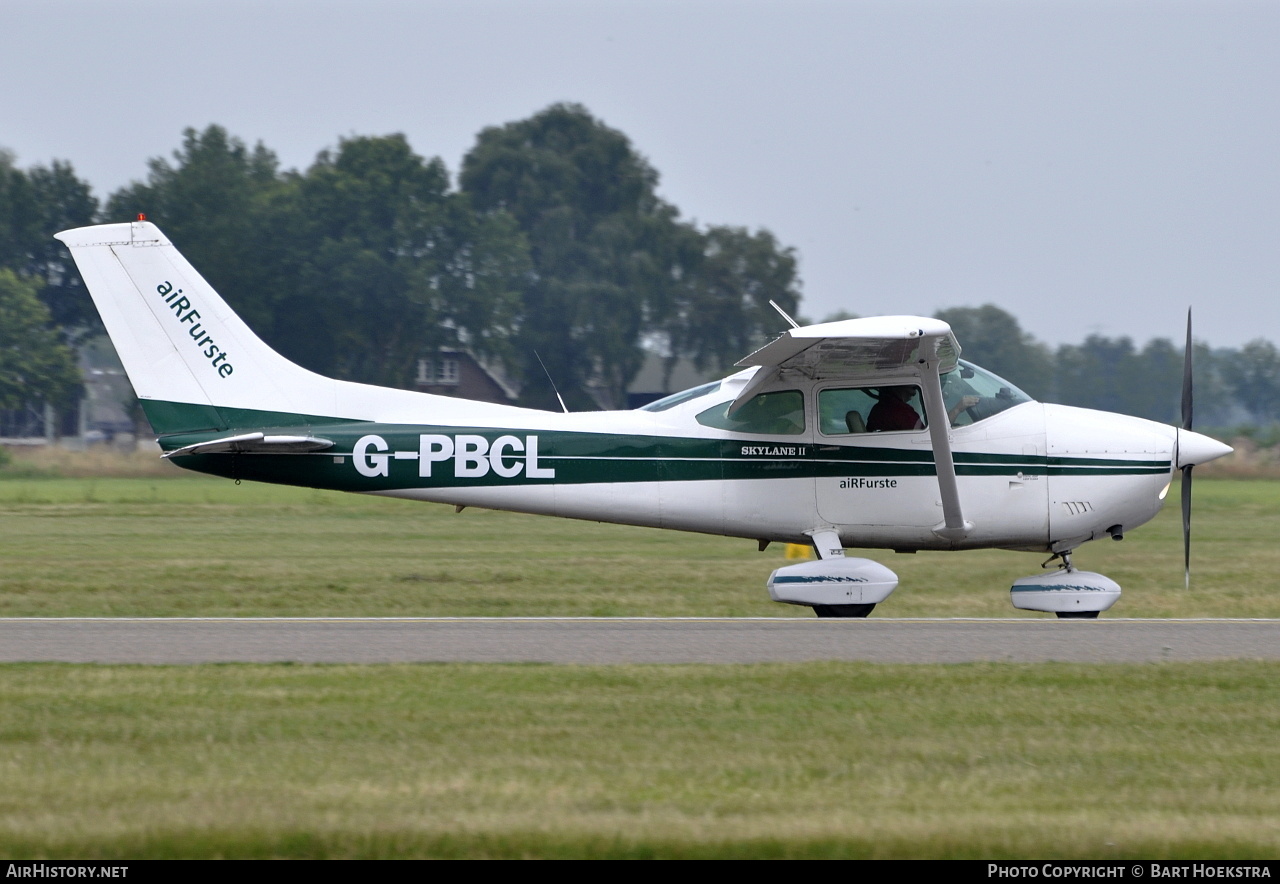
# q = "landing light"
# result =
<box><xmin>1159</xmin><ymin>482</ymin><xmax>1171</xmax><ymax>501</ymax></box>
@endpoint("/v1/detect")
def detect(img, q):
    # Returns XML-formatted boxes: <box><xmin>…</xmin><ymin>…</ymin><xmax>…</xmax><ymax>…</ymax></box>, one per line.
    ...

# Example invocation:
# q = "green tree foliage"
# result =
<box><xmin>1191</xmin><ymin>345</ymin><xmax>1239</xmax><ymax>428</ymax></box>
<box><xmin>283</xmin><ymin>134</ymin><xmax>529</xmax><ymax>385</ymax></box>
<box><xmin>1220</xmin><ymin>339</ymin><xmax>1280</xmax><ymax>424</ymax></box>
<box><xmin>0</xmin><ymin>269</ymin><xmax>80</xmax><ymax>410</ymax></box>
<box><xmin>933</xmin><ymin>304</ymin><xmax>1053</xmax><ymax>399</ymax></box>
<box><xmin>105</xmin><ymin>128</ymin><xmax>528</xmax><ymax>388</ymax></box>
<box><xmin>0</xmin><ymin>152</ymin><xmax>98</xmax><ymax>332</ymax></box>
<box><xmin>1051</xmin><ymin>333</ymin><xmax>1237</xmax><ymax>426</ymax></box>
<box><xmin>105</xmin><ymin>125</ymin><xmax>286</xmax><ymax>334</ymax></box>
<box><xmin>668</xmin><ymin>225</ymin><xmax>800</xmax><ymax>378</ymax></box>
<box><xmin>461</xmin><ymin>104</ymin><xmax>800</xmax><ymax>408</ymax></box>
<box><xmin>9</xmin><ymin>116</ymin><xmax>1273</xmax><ymax>428</ymax></box>
<box><xmin>1125</xmin><ymin>337</ymin><xmax>1184</xmax><ymax>424</ymax></box>
<box><xmin>461</xmin><ymin>104</ymin><xmax>670</xmax><ymax>408</ymax></box>
<box><xmin>1054</xmin><ymin>335</ymin><xmax>1145</xmax><ymax>416</ymax></box>
<box><xmin>0</xmin><ymin>151</ymin><xmax>39</xmax><ymax>272</ymax></box>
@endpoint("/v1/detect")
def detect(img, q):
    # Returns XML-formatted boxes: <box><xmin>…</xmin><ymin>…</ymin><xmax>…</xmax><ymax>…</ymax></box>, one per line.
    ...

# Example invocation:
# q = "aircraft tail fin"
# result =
<box><xmin>57</xmin><ymin>220</ymin><xmax>350</xmax><ymax>434</ymax></box>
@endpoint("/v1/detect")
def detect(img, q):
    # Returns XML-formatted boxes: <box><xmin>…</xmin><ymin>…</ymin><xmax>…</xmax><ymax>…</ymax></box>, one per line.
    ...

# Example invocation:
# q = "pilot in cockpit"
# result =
<box><xmin>866</xmin><ymin>386</ymin><xmax>925</xmax><ymax>432</ymax></box>
<box><xmin>866</xmin><ymin>384</ymin><xmax>982</xmax><ymax>432</ymax></box>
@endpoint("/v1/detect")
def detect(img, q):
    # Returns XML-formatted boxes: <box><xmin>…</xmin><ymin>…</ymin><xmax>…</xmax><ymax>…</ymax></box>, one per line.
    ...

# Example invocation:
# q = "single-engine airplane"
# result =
<box><xmin>56</xmin><ymin>219</ymin><xmax>1233</xmax><ymax>618</ymax></box>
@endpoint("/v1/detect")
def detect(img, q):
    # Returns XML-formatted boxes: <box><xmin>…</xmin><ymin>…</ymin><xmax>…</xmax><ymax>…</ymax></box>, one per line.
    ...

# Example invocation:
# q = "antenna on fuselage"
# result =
<box><xmin>534</xmin><ymin>350</ymin><xmax>569</xmax><ymax>414</ymax></box>
<box><xmin>769</xmin><ymin>300</ymin><xmax>801</xmax><ymax>329</ymax></box>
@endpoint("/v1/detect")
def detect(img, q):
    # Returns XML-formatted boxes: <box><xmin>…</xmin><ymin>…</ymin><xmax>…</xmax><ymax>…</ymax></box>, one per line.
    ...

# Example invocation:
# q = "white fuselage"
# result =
<box><xmin>369</xmin><ymin>383</ymin><xmax>1180</xmax><ymax>555</ymax></box>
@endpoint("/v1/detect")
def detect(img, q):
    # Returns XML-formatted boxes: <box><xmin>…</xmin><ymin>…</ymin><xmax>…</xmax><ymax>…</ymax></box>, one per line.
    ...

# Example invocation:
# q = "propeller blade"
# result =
<box><xmin>1181</xmin><ymin>309</ymin><xmax>1193</xmax><ymax>588</ymax></box>
<box><xmin>1182</xmin><ymin>308</ymin><xmax>1193</xmax><ymax>431</ymax></box>
<box><xmin>1182</xmin><ymin>464</ymin><xmax>1193</xmax><ymax>590</ymax></box>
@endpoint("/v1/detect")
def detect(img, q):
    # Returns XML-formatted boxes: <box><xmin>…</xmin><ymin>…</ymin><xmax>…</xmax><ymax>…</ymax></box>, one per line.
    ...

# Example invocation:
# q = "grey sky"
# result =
<box><xmin>4</xmin><ymin>0</ymin><xmax>1277</xmax><ymax>349</ymax></box>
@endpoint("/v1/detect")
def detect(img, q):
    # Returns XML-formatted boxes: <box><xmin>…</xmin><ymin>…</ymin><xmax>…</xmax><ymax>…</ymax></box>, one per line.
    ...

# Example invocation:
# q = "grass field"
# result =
<box><xmin>1</xmin><ymin>461</ymin><xmax>1277</xmax><ymax>858</ymax></box>
<box><xmin>0</xmin><ymin>471</ymin><xmax>1277</xmax><ymax>618</ymax></box>
<box><xmin>1</xmin><ymin>661</ymin><xmax>1277</xmax><ymax>859</ymax></box>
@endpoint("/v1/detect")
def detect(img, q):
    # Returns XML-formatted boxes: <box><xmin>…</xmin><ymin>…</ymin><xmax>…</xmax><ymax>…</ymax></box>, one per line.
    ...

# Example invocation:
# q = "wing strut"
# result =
<box><xmin>916</xmin><ymin>339</ymin><xmax>972</xmax><ymax>541</ymax></box>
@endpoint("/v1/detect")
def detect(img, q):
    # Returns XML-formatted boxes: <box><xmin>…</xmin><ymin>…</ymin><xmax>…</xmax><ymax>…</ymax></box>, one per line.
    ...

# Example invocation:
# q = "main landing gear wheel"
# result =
<box><xmin>1055</xmin><ymin>611</ymin><xmax>1100</xmax><ymax>619</ymax></box>
<box><xmin>811</xmin><ymin>604</ymin><xmax>876</xmax><ymax>618</ymax></box>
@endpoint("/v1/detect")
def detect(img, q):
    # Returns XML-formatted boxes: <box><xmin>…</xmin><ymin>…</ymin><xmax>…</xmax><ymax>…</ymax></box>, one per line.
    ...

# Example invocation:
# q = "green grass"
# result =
<box><xmin>1</xmin><ymin>661</ymin><xmax>1276</xmax><ymax>859</ymax></box>
<box><xmin>1</xmin><ymin>472</ymin><xmax>1276</xmax><ymax>858</ymax></box>
<box><xmin>0</xmin><ymin>475</ymin><xmax>1276</xmax><ymax>617</ymax></box>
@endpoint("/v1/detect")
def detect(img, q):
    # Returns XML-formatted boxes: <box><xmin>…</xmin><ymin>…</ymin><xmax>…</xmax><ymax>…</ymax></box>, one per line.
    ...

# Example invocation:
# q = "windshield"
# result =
<box><xmin>638</xmin><ymin>381</ymin><xmax>722</xmax><ymax>412</ymax></box>
<box><xmin>940</xmin><ymin>360</ymin><xmax>1034</xmax><ymax>425</ymax></box>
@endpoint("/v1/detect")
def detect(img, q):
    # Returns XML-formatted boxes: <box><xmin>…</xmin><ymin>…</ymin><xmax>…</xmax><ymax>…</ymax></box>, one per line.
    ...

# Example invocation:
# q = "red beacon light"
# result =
<box><xmin>137</xmin><ymin>213</ymin><xmax>147</xmax><ymax>222</ymax></box>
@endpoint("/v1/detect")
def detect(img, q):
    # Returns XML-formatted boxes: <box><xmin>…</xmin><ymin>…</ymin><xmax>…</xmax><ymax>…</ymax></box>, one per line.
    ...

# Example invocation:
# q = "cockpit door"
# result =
<box><xmin>813</xmin><ymin>384</ymin><xmax>941</xmax><ymax>529</ymax></box>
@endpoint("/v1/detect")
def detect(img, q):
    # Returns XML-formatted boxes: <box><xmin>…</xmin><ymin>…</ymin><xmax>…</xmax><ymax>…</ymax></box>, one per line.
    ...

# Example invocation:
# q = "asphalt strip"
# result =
<box><xmin>0</xmin><ymin>618</ymin><xmax>1276</xmax><ymax>664</ymax></box>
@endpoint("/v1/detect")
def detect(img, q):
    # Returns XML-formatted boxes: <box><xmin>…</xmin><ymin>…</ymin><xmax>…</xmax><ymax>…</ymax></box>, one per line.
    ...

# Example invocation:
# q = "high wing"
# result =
<box><xmin>737</xmin><ymin>315</ymin><xmax>960</xmax><ymax>377</ymax></box>
<box><xmin>733</xmin><ymin>315</ymin><xmax>970</xmax><ymax>540</ymax></box>
<box><xmin>728</xmin><ymin>315</ymin><xmax>959</xmax><ymax>409</ymax></box>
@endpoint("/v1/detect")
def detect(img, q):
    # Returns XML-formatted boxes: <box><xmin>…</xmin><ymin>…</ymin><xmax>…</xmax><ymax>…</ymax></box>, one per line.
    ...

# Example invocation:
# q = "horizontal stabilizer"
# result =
<box><xmin>163</xmin><ymin>433</ymin><xmax>334</xmax><ymax>458</ymax></box>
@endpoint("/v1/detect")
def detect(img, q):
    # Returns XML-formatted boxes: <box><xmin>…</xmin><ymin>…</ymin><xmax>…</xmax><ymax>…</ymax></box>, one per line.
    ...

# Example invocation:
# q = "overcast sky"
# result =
<box><xmin>4</xmin><ymin>0</ymin><xmax>1277</xmax><ymax>350</ymax></box>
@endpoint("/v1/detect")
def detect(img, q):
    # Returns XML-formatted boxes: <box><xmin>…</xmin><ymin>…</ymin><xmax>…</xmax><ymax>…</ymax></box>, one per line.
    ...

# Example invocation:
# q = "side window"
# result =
<box><xmin>819</xmin><ymin>385</ymin><xmax>926</xmax><ymax>435</ymax></box>
<box><xmin>697</xmin><ymin>390</ymin><xmax>805</xmax><ymax>435</ymax></box>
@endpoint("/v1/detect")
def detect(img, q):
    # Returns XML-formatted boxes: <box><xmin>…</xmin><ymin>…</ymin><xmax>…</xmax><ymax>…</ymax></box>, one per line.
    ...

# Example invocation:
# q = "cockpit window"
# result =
<box><xmin>638</xmin><ymin>381</ymin><xmax>722</xmax><ymax>412</ymax></box>
<box><xmin>941</xmin><ymin>360</ymin><xmax>1033</xmax><ymax>426</ymax></box>
<box><xmin>816</xmin><ymin>362</ymin><xmax>1032</xmax><ymax>434</ymax></box>
<box><xmin>696</xmin><ymin>390</ymin><xmax>805</xmax><ymax>435</ymax></box>
<box><xmin>819</xmin><ymin>386</ymin><xmax>926</xmax><ymax>435</ymax></box>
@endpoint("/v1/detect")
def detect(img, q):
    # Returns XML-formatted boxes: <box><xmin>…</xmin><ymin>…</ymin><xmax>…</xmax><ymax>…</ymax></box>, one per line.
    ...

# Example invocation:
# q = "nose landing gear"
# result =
<box><xmin>1010</xmin><ymin>551</ymin><xmax>1121</xmax><ymax>619</ymax></box>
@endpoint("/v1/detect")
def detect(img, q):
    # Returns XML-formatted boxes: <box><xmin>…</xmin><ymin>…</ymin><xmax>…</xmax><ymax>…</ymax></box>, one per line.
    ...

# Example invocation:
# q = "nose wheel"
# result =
<box><xmin>811</xmin><ymin>603</ymin><xmax>876</xmax><ymax>618</ymax></box>
<box><xmin>1010</xmin><ymin>550</ymin><xmax>1121</xmax><ymax>618</ymax></box>
<box><xmin>1047</xmin><ymin>553</ymin><xmax>1097</xmax><ymax>618</ymax></box>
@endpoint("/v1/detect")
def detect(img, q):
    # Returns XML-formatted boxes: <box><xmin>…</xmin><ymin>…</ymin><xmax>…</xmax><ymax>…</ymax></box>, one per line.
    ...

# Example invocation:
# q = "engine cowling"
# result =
<box><xmin>768</xmin><ymin>558</ymin><xmax>899</xmax><ymax>608</ymax></box>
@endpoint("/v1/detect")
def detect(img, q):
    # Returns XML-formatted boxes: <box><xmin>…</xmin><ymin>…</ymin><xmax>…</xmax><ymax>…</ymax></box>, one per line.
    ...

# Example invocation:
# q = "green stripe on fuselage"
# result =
<box><xmin>142</xmin><ymin>399</ymin><xmax>362</xmax><ymax>436</ymax></box>
<box><xmin>157</xmin><ymin>411</ymin><xmax>1173</xmax><ymax>492</ymax></box>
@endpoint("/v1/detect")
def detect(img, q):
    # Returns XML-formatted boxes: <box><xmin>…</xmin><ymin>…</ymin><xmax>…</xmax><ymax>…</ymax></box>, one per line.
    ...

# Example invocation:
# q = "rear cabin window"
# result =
<box><xmin>696</xmin><ymin>390</ymin><xmax>805</xmax><ymax>435</ymax></box>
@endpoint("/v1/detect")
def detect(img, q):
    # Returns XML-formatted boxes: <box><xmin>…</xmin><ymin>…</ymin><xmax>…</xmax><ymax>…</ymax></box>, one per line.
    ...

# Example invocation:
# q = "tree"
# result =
<box><xmin>106</xmin><ymin>128</ymin><xmax>529</xmax><ymax>388</ymax></box>
<box><xmin>0</xmin><ymin>150</ymin><xmax>39</xmax><ymax>271</ymax></box>
<box><xmin>462</xmin><ymin>104</ymin><xmax>803</xmax><ymax>409</ymax></box>
<box><xmin>27</xmin><ymin>161</ymin><xmax>99</xmax><ymax>331</ymax></box>
<box><xmin>1054</xmin><ymin>335</ymin><xmax>1154</xmax><ymax>416</ymax></box>
<box><xmin>461</xmin><ymin>103</ymin><xmax>672</xmax><ymax>408</ymax></box>
<box><xmin>933</xmin><ymin>304</ymin><xmax>1053</xmax><ymax>400</ymax></box>
<box><xmin>1189</xmin><ymin>344</ymin><xmax>1238</xmax><ymax>428</ymax></box>
<box><xmin>664</xmin><ymin>225</ymin><xmax>801</xmax><ymax>382</ymax></box>
<box><xmin>105</xmin><ymin>125</ymin><xmax>286</xmax><ymax>334</ymax></box>
<box><xmin>0</xmin><ymin>153</ymin><xmax>98</xmax><ymax>333</ymax></box>
<box><xmin>285</xmin><ymin>134</ymin><xmax>528</xmax><ymax>385</ymax></box>
<box><xmin>1125</xmin><ymin>337</ymin><xmax>1183</xmax><ymax>424</ymax></box>
<box><xmin>1221</xmin><ymin>339</ymin><xmax>1280</xmax><ymax>424</ymax></box>
<box><xmin>0</xmin><ymin>269</ymin><xmax>80</xmax><ymax>410</ymax></box>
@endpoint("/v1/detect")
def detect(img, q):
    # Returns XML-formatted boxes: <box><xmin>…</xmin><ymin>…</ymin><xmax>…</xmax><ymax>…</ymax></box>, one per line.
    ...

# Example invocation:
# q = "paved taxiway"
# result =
<box><xmin>0</xmin><ymin>619</ymin><xmax>1276</xmax><ymax>664</ymax></box>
